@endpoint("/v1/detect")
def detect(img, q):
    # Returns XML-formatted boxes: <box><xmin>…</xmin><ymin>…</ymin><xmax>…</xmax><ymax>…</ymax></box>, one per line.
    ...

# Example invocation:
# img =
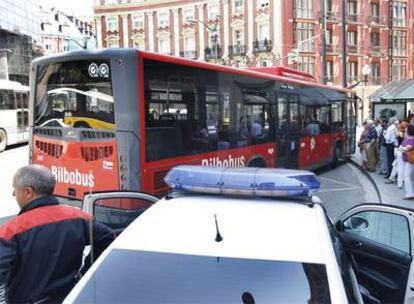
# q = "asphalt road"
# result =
<box><xmin>0</xmin><ymin>144</ymin><xmax>380</xmax><ymax>222</ymax></box>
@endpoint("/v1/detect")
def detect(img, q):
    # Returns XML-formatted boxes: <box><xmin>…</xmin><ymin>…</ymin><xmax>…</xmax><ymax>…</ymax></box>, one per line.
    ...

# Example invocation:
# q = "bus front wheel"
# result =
<box><xmin>0</xmin><ymin>129</ymin><xmax>7</xmax><ymax>152</ymax></box>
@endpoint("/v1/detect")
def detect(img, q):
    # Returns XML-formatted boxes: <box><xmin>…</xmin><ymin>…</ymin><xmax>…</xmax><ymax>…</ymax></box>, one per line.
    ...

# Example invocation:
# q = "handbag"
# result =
<box><xmin>406</xmin><ymin>149</ymin><xmax>414</xmax><ymax>164</ymax></box>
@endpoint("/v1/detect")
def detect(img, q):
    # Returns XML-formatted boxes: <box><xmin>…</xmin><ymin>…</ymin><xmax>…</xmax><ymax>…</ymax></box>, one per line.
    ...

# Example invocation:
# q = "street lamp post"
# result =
<box><xmin>189</xmin><ymin>19</ymin><xmax>218</xmax><ymax>63</ymax></box>
<box><xmin>361</xmin><ymin>64</ymin><xmax>372</xmax><ymax>124</ymax></box>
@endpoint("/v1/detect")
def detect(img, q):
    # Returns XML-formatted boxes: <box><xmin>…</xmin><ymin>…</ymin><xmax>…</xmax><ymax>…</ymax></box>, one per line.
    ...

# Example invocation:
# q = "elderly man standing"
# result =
<box><xmin>0</xmin><ymin>165</ymin><xmax>114</xmax><ymax>303</ymax></box>
<box><xmin>384</xmin><ymin>117</ymin><xmax>400</xmax><ymax>178</ymax></box>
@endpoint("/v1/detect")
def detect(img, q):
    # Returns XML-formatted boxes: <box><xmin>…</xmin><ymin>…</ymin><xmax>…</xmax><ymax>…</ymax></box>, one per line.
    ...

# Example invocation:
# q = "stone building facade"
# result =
<box><xmin>94</xmin><ymin>0</ymin><xmax>283</xmax><ymax>68</ymax></box>
<box><xmin>94</xmin><ymin>0</ymin><xmax>414</xmax><ymax>91</ymax></box>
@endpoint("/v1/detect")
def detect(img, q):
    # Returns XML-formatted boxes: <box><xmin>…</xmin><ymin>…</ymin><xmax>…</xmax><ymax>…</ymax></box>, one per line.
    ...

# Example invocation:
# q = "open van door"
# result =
<box><xmin>336</xmin><ymin>204</ymin><xmax>414</xmax><ymax>303</ymax></box>
<box><xmin>82</xmin><ymin>192</ymin><xmax>158</xmax><ymax>235</ymax></box>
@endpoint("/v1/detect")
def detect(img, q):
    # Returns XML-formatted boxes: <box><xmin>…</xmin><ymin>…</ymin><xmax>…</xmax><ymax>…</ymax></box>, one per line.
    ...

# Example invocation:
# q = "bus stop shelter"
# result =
<box><xmin>368</xmin><ymin>79</ymin><xmax>414</xmax><ymax>121</ymax></box>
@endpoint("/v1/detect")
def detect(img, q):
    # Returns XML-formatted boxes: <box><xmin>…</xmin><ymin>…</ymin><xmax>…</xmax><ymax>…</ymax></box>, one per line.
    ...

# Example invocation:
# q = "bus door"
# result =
<box><xmin>345</xmin><ymin>97</ymin><xmax>357</xmax><ymax>155</ymax></box>
<box><xmin>276</xmin><ymin>92</ymin><xmax>301</xmax><ymax>168</ymax></box>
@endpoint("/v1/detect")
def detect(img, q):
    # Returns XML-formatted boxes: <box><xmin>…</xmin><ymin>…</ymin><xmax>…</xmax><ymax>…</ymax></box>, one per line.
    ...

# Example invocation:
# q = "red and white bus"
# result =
<box><xmin>29</xmin><ymin>49</ymin><xmax>356</xmax><ymax>203</ymax></box>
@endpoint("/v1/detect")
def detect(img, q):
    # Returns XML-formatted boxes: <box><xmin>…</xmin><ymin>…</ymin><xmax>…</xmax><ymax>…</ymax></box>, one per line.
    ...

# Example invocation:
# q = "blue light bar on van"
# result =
<box><xmin>164</xmin><ymin>166</ymin><xmax>320</xmax><ymax>197</ymax></box>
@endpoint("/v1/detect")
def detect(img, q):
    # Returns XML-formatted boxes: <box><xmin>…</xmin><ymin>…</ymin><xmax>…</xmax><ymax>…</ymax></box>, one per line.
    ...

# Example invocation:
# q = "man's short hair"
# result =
<box><xmin>14</xmin><ymin>165</ymin><xmax>56</xmax><ymax>196</ymax></box>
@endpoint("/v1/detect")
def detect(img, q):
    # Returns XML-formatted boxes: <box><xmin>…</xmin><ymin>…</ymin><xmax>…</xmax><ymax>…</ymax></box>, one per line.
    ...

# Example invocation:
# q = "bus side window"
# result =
<box><xmin>217</xmin><ymin>91</ymin><xmax>231</xmax><ymax>150</ymax></box>
<box><xmin>0</xmin><ymin>90</ymin><xmax>15</xmax><ymax>110</ymax></box>
<box><xmin>237</xmin><ymin>92</ymin><xmax>271</xmax><ymax>146</ymax></box>
<box><xmin>331</xmin><ymin>101</ymin><xmax>344</xmax><ymax>132</ymax></box>
<box><xmin>319</xmin><ymin>106</ymin><xmax>331</xmax><ymax>134</ymax></box>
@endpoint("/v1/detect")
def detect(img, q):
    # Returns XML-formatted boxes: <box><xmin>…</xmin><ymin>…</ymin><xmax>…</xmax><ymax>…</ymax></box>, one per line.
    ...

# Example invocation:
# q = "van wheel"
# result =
<box><xmin>248</xmin><ymin>158</ymin><xmax>267</xmax><ymax>168</ymax></box>
<box><xmin>0</xmin><ymin>129</ymin><xmax>7</xmax><ymax>152</ymax></box>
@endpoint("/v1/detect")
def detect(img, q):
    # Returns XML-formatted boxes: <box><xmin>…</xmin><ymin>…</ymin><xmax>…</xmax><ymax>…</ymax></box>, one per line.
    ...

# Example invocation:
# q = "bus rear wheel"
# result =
<box><xmin>248</xmin><ymin>158</ymin><xmax>267</xmax><ymax>168</ymax></box>
<box><xmin>0</xmin><ymin>129</ymin><xmax>7</xmax><ymax>152</ymax></box>
<box><xmin>332</xmin><ymin>142</ymin><xmax>342</xmax><ymax>167</ymax></box>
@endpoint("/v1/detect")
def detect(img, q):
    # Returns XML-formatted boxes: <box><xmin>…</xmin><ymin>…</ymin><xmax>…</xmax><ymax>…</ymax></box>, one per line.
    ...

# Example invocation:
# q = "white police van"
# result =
<box><xmin>65</xmin><ymin>166</ymin><xmax>414</xmax><ymax>303</ymax></box>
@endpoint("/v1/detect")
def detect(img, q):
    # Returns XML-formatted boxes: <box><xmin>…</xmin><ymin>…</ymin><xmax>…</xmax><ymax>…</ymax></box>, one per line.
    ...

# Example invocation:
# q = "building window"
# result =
<box><xmin>133</xmin><ymin>16</ymin><xmax>144</xmax><ymax>29</ymax></box>
<box><xmin>258</xmin><ymin>23</ymin><xmax>269</xmax><ymax>41</ymax></box>
<box><xmin>107</xmin><ymin>40</ymin><xmax>119</xmax><ymax>48</ymax></box>
<box><xmin>184</xmin><ymin>8</ymin><xmax>194</xmax><ymax>23</ymax></box>
<box><xmin>393</xmin><ymin>2</ymin><xmax>407</xmax><ymax>27</ymax></box>
<box><xmin>295</xmin><ymin>22</ymin><xmax>314</xmax><ymax>51</ymax></box>
<box><xmin>347</xmin><ymin>31</ymin><xmax>357</xmax><ymax>45</ymax></box>
<box><xmin>295</xmin><ymin>0</ymin><xmax>313</xmax><ymax>19</ymax></box>
<box><xmin>327</xmin><ymin>60</ymin><xmax>334</xmax><ymax>82</ymax></box>
<box><xmin>258</xmin><ymin>0</ymin><xmax>269</xmax><ymax>8</ymax></box>
<box><xmin>296</xmin><ymin>56</ymin><xmax>315</xmax><ymax>74</ymax></box>
<box><xmin>371</xmin><ymin>62</ymin><xmax>380</xmax><ymax>84</ymax></box>
<box><xmin>134</xmin><ymin>40</ymin><xmax>145</xmax><ymax>50</ymax></box>
<box><xmin>347</xmin><ymin>61</ymin><xmax>358</xmax><ymax>82</ymax></box>
<box><xmin>347</xmin><ymin>0</ymin><xmax>357</xmax><ymax>16</ymax></box>
<box><xmin>185</xmin><ymin>36</ymin><xmax>195</xmax><ymax>51</ymax></box>
<box><xmin>234</xmin><ymin>0</ymin><xmax>244</xmax><ymax>13</ymax></box>
<box><xmin>392</xmin><ymin>30</ymin><xmax>406</xmax><ymax>56</ymax></box>
<box><xmin>234</xmin><ymin>30</ymin><xmax>243</xmax><ymax>45</ymax></box>
<box><xmin>106</xmin><ymin>17</ymin><xmax>118</xmax><ymax>31</ymax></box>
<box><xmin>106</xmin><ymin>0</ymin><xmax>118</xmax><ymax>4</ymax></box>
<box><xmin>261</xmin><ymin>59</ymin><xmax>269</xmax><ymax>67</ymax></box>
<box><xmin>158</xmin><ymin>13</ymin><xmax>169</xmax><ymax>27</ymax></box>
<box><xmin>392</xmin><ymin>59</ymin><xmax>406</xmax><ymax>81</ymax></box>
<box><xmin>326</xmin><ymin>29</ymin><xmax>333</xmax><ymax>45</ymax></box>
<box><xmin>209</xmin><ymin>4</ymin><xmax>220</xmax><ymax>20</ymax></box>
<box><xmin>370</xmin><ymin>32</ymin><xmax>380</xmax><ymax>46</ymax></box>
<box><xmin>370</xmin><ymin>3</ymin><xmax>379</xmax><ymax>22</ymax></box>
<box><xmin>158</xmin><ymin>38</ymin><xmax>170</xmax><ymax>54</ymax></box>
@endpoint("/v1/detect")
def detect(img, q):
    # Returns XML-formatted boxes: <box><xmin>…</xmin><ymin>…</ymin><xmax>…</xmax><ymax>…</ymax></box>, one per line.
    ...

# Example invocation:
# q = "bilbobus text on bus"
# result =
<box><xmin>29</xmin><ymin>49</ymin><xmax>356</xmax><ymax>203</ymax></box>
<box><xmin>0</xmin><ymin>80</ymin><xmax>30</xmax><ymax>152</ymax></box>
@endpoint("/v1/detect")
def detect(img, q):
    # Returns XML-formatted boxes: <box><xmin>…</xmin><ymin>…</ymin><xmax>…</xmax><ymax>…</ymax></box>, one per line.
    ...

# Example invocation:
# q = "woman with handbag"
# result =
<box><xmin>401</xmin><ymin>125</ymin><xmax>414</xmax><ymax>199</ymax></box>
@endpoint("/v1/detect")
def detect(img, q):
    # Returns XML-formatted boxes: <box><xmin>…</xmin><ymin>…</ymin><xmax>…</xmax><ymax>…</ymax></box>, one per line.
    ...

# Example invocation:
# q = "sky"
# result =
<box><xmin>38</xmin><ymin>0</ymin><xmax>94</xmax><ymax>19</ymax></box>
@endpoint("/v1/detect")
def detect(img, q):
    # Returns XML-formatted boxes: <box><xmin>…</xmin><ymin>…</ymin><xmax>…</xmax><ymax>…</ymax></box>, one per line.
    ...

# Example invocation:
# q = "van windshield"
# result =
<box><xmin>74</xmin><ymin>249</ymin><xmax>331</xmax><ymax>303</ymax></box>
<box><xmin>34</xmin><ymin>60</ymin><xmax>114</xmax><ymax>130</ymax></box>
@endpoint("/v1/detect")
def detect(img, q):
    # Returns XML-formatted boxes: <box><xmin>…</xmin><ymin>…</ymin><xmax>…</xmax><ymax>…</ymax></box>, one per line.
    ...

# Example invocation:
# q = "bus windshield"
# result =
<box><xmin>34</xmin><ymin>60</ymin><xmax>114</xmax><ymax>130</ymax></box>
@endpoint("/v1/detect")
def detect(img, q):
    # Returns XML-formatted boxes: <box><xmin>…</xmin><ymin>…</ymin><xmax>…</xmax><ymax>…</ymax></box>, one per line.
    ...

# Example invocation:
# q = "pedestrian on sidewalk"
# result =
<box><xmin>358</xmin><ymin>121</ymin><xmax>369</xmax><ymax>169</ymax></box>
<box><xmin>384</xmin><ymin>117</ymin><xmax>399</xmax><ymax>178</ymax></box>
<box><xmin>401</xmin><ymin>125</ymin><xmax>414</xmax><ymax>199</ymax></box>
<box><xmin>0</xmin><ymin>165</ymin><xmax>115</xmax><ymax>303</ymax></box>
<box><xmin>377</xmin><ymin>120</ymin><xmax>388</xmax><ymax>175</ymax></box>
<box><xmin>386</xmin><ymin>121</ymin><xmax>407</xmax><ymax>187</ymax></box>
<box><xmin>364</xmin><ymin>120</ymin><xmax>378</xmax><ymax>171</ymax></box>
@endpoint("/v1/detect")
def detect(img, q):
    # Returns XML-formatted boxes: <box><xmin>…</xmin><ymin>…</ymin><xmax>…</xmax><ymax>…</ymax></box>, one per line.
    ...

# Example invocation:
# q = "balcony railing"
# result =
<box><xmin>392</xmin><ymin>49</ymin><xmax>407</xmax><ymax>57</ymax></box>
<box><xmin>326</xmin><ymin>11</ymin><xmax>340</xmax><ymax>22</ymax></box>
<box><xmin>347</xmin><ymin>44</ymin><xmax>358</xmax><ymax>54</ymax></box>
<box><xmin>253</xmin><ymin>39</ymin><xmax>272</xmax><ymax>53</ymax></box>
<box><xmin>347</xmin><ymin>14</ymin><xmax>361</xmax><ymax>23</ymax></box>
<box><xmin>393</xmin><ymin>18</ymin><xmax>407</xmax><ymax>27</ymax></box>
<box><xmin>369</xmin><ymin>46</ymin><xmax>387</xmax><ymax>56</ymax></box>
<box><xmin>180</xmin><ymin>50</ymin><xmax>197</xmax><ymax>59</ymax></box>
<box><xmin>347</xmin><ymin>76</ymin><xmax>359</xmax><ymax>84</ymax></box>
<box><xmin>368</xmin><ymin>15</ymin><xmax>386</xmax><ymax>25</ymax></box>
<box><xmin>229</xmin><ymin>44</ymin><xmax>247</xmax><ymax>56</ymax></box>
<box><xmin>294</xmin><ymin>8</ymin><xmax>314</xmax><ymax>19</ymax></box>
<box><xmin>204</xmin><ymin>45</ymin><xmax>221</xmax><ymax>60</ymax></box>
<box><xmin>326</xmin><ymin>44</ymin><xmax>339</xmax><ymax>53</ymax></box>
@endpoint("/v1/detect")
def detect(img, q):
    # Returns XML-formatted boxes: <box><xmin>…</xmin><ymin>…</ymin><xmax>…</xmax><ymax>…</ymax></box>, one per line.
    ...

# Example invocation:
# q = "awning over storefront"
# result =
<box><xmin>369</xmin><ymin>79</ymin><xmax>414</xmax><ymax>102</ymax></box>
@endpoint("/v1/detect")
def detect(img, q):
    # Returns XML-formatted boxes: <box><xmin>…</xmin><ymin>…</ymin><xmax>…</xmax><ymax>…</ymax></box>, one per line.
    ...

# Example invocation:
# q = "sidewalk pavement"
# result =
<box><xmin>354</xmin><ymin>127</ymin><xmax>414</xmax><ymax>209</ymax></box>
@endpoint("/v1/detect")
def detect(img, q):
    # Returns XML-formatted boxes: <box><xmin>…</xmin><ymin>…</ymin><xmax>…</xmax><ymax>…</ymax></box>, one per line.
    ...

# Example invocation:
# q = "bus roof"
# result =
<box><xmin>139</xmin><ymin>50</ymin><xmax>354</xmax><ymax>95</ymax></box>
<box><xmin>32</xmin><ymin>48</ymin><xmax>353</xmax><ymax>95</ymax></box>
<box><xmin>0</xmin><ymin>79</ymin><xmax>29</xmax><ymax>92</ymax></box>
